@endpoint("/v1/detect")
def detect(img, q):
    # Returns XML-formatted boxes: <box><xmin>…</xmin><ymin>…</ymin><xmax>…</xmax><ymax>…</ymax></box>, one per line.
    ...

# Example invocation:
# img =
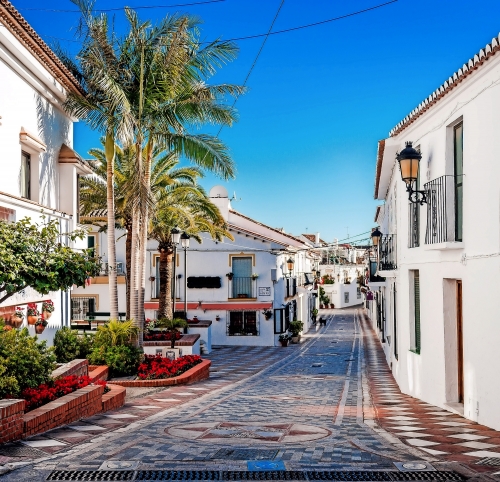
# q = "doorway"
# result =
<box><xmin>456</xmin><ymin>280</ymin><xmax>464</xmax><ymax>403</ymax></box>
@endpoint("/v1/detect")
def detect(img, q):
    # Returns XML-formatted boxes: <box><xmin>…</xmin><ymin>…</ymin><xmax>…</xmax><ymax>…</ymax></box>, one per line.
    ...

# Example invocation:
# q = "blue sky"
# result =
<box><xmin>14</xmin><ymin>0</ymin><xmax>500</xmax><ymax>243</ymax></box>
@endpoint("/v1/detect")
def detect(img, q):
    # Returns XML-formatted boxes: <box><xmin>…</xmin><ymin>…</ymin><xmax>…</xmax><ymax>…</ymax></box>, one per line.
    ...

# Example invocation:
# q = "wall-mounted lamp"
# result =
<box><xmin>396</xmin><ymin>142</ymin><xmax>427</xmax><ymax>205</ymax></box>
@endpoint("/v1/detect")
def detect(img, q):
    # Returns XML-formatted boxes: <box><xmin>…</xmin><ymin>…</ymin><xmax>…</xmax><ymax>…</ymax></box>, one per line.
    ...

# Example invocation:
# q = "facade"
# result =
<box><xmin>0</xmin><ymin>1</ymin><xmax>91</xmax><ymax>342</ymax></box>
<box><xmin>369</xmin><ymin>31</ymin><xmax>500</xmax><ymax>430</ymax></box>
<box><xmin>73</xmin><ymin>186</ymin><xmax>319</xmax><ymax>347</ymax></box>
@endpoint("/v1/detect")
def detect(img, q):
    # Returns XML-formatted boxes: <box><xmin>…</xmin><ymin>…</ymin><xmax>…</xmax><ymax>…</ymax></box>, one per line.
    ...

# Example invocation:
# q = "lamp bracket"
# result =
<box><xmin>406</xmin><ymin>185</ymin><xmax>427</xmax><ymax>205</ymax></box>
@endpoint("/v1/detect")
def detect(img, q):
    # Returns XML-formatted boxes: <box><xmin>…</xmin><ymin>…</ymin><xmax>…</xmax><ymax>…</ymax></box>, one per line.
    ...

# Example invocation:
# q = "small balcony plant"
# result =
<box><xmin>251</xmin><ymin>273</ymin><xmax>259</xmax><ymax>280</ymax></box>
<box><xmin>226</xmin><ymin>272</ymin><xmax>234</xmax><ymax>280</ymax></box>
<box><xmin>262</xmin><ymin>309</ymin><xmax>272</xmax><ymax>320</ymax></box>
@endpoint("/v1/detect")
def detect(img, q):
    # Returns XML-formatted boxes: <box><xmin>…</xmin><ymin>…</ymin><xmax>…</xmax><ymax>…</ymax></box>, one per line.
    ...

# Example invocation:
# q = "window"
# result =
<box><xmin>454</xmin><ymin>122</ymin><xmax>463</xmax><ymax>242</ymax></box>
<box><xmin>87</xmin><ymin>234</ymin><xmax>97</xmax><ymax>258</ymax></box>
<box><xmin>21</xmin><ymin>152</ymin><xmax>31</xmax><ymax>199</ymax></box>
<box><xmin>231</xmin><ymin>257</ymin><xmax>252</xmax><ymax>298</ymax></box>
<box><xmin>71</xmin><ymin>297</ymin><xmax>96</xmax><ymax>320</ymax></box>
<box><xmin>228</xmin><ymin>311</ymin><xmax>258</xmax><ymax>336</ymax></box>
<box><xmin>274</xmin><ymin>308</ymin><xmax>284</xmax><ymax>333</ymax></box>
<box><xmin>410</xmin><ymin>270</ymin><xmax>421</xmax><ymax>354</ymax></box>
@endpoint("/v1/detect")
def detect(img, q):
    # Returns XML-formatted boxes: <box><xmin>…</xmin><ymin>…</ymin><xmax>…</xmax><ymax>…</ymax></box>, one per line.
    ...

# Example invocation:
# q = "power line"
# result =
<box><xmin>11</xmin><ymin>0</ymin><xmax>225</xmax><ymax>13</ymax></box>
<box><xmin>34</xmin><ymin>1</ymin><xmax>397</xmax><ymax>45</ymax></box>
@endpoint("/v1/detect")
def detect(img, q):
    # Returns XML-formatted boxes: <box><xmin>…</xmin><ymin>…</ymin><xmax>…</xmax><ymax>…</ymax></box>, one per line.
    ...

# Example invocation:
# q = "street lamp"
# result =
<box><xmin>396</xmin><ymin>141</ymin><xmax>427</xmax><ymax>205</ymax></box>
<box><xmin>371</xmin><ymin>227</ymin><xmax>382</xmax><ymax>247</ymax></box>
<box><xmin>170</xmin><ymin>227</ymin><xmax>181</xmax><ymax>315</ymax></box>
<box><xmin>285</xmin><ymin>257</ymin><xmax>295</xmax><ymax>278</ymax></box>
<box><xmin>180</xmin><ymin>233</ymin><xmax>190</xmax><ymax>319</ymax></box>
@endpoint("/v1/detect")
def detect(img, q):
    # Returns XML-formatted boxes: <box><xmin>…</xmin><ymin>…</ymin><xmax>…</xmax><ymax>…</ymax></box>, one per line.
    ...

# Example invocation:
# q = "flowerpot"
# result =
<box><xmin>291</xmin><ymin>336</ymin><xmax>299</xmax><ymax>343</ymax></box>
<box><xmin>280</xmin><ymin>340</ymin><xmax>288</xmax><ymax>347</ymax></box>
<box><xmin>42</xmin><ymin>311</ymin><xmax>53</xmax><ymax>320</ymax></box>
<box><xmin>27</xmin><ymin>315</ymin><xmax>38</xmax><ymax>325</ymax></box>
<box><xmin>35</xmin><ymin>325</ymin><xmax>45</xmax><ymax>334</ymax></box>
<box><xmin>10</xmin><ymin>316</ymin><xmax>23</xmax><ymax>328</ymax></box>
<box><xmin>330</xmin><ymin>304</ymin><xmax>335</xmax><ymax>309</ymax></box>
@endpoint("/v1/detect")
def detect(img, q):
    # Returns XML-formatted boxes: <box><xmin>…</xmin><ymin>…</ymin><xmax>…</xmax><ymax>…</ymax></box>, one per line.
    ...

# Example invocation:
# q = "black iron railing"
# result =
<box><xmin>296</xmin><ymin>272</ymin><xmax>314</xmax><ymax>286</ymax></box>
<box><xmin>229</xmin><ymin>277</ymin><xmax>256</xmax><ymax>298</ymax></box>
<box><xmin>408</xmin><ymin>201</ymin><xmax>420</xmax><ymax>248</ymax></box>
<box><xmin>378</xmin><ymin>235</ymin><xmax>397</xmax><ymax>271</ymax></box>
<box><xmin>424</xmin><ymin>175</ymin><xmax>461</xmax><ymax>244</ymax></box>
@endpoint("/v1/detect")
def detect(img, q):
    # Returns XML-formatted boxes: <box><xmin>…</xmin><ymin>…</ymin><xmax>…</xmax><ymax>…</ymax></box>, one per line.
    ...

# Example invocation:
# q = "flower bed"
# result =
<box><xmin>20</xmin><ymin>375</ymin><xmax>106</xmax><ymax>411</ymax></box>
<box><xmin>144</xmin><ymin>331</ymin><xmax>182</xmax><ymax>342</ymax></box>
<box><xmin>137</xmin><ymin>354</ymin><xmax>201</xmax><ymax>380</ymax></box>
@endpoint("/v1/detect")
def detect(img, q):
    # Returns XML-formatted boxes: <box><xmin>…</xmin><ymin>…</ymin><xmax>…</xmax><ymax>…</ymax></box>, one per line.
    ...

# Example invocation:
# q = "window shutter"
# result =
<box><xmin>414</xmin><ymin>271</ymin><xmax>421</xmax><ymax>353</ymax></box>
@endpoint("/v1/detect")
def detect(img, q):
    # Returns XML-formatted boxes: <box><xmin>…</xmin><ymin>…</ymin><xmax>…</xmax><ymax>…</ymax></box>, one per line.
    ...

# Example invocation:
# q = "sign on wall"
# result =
<box><xmin>258</xmin><ymin>287</ymin><xmax>271</xmax><ymax>296</ymax></box>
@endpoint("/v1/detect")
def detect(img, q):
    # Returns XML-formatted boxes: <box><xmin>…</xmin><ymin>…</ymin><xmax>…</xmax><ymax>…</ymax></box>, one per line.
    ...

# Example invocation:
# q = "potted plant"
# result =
<box><xmin>35</xmin><ymin>316</ymin><xmax>48</xmax><ymax>334</ymax></box>
<box><xmin>251</xmin><ymin>273</ymin><xmax>259</xmax><ymax>280</ymax></box>
<box><xmin>289</xmin><ymin>320</ymin><xmax>304</xmax><ymax>343</ymax></box>
<box><xmin>10</xmin><ymin>307</ymin><xmax>24</xmax><ymax>328</ymax></box>
<box><xmin>215</xmin><ymin>315</ymin><xmax>221</xmax><ymax>321</ymax></box>
<box><xmin>311</xmin><ymin>308</ymin><xmax>318</xmax><ymax>323</ymax></box>
<box><xmin>278</xmin><ymin>333</ymin><xmax>291</xmax><ymax>347</ymax></box>
<box><xmin>155</xmin><ymin>318</ymin><xmax>188</xmax><ymax>348</ymax></box>
<box><xmin>226</xmin><ymin>272</ymin><xmax>234</xmax><ymax>280</ymax></box>
<box><xmin>27</xmin><ymin>303</ymin><xmax>39</xmax><ymax>325</ymax></box>
<box><xmin>330</xmin><ymin>302</ymin><xmax>335</xmax><ymax>309</ymax></box>
<box><xmin>41</xmin><ymin>300</ymin><xmax>54</xmax><ymax>320</ymax></box>
<box><xmin>262</xmin><ymin>309</ymin><xmax>273</xmax><ymax>320</ymax></box>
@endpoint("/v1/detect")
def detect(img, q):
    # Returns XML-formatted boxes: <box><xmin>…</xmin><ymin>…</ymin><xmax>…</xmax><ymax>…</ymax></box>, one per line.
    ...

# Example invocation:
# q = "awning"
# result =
<box><xmin>59</xmin><ymin>144</ymin><xmax>93</xmax><ymax>174</ymax></box>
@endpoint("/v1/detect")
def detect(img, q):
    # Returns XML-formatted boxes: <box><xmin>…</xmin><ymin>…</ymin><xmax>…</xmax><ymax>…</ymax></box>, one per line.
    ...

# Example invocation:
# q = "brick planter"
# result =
<box><xmin>23</xmin><ymin>384</ymin><xmax>104</xmax><ymax>437</ymax></box>
<box><xmin>0</xmin><ymin>399</ymin><xmax>25</xmax><ymax>444</ymax></box>
<box><xmin>102</xmin><ymin>384</ymin><xmax>126</xmax><ymax>412</ymax></box>
<box><xmin>109</xmin><ymin>359</ymin><xmax>211</xmax><ymax>388</ymax></box>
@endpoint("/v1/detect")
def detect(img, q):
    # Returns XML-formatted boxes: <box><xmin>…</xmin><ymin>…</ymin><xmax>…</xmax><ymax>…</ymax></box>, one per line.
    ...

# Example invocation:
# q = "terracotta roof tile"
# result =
<box><xmin>390</xmin><ymin>32</ymin><xmax>500</xmax><ymax>137</ymax></box>
<box><xmin>0</xmin><ymin>0</ymin><xmax>82</xmax><ymax>94</ymax></box>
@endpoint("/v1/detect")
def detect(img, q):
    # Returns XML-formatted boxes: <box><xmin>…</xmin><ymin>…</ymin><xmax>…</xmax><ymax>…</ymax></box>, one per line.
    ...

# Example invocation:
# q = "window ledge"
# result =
<box><xmin>424</xmin><ymin>242</ymin><xmax>464</xmax><ymax>251</ymax></box>
<box><xmin>377</xmin><ymin>269</ymin><xmax>397</xmax><ymax>277</ymax></box>
<box><xmin>409</xmin><ymin>349</ymin><xmax>420</xmax><ymax>355</ymax></box>
<box><xmin>227</xmin><ymin>298</ymin><xmax>257</xmax><ymax>302</ymax></box>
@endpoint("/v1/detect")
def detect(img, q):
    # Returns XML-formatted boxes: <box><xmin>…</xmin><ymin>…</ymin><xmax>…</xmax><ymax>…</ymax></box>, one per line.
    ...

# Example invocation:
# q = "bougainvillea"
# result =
<box><xmin>137</xmin><ymin>355</ymin><xmax>201</xmax><ymax>380</ymax></box>
<box><xmin>21</xmin><ymin>375</ymin><xmax>93</xmax><ymax>411</ymax></box>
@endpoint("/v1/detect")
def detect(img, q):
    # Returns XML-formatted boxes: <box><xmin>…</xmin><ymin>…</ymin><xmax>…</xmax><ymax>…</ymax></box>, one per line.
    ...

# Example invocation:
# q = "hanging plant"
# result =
<box><xmin>251</xmin><ymin>273</ymin><xmax>259</xmax><ymax>280</ymax></box>
<box><xmin>10</xmin><ymin>307</ymin><xmax>24</xmax><ymax>328</ymax></box>
<box><xmin>35</xmin><ymin>316</ymin><xmax>48</xmax><ymax>334</ymax></box>
<box><xmin>262</xmin><ymin>309</ymin><xmax>272</xmax><ymax>320</ymax></box>
<box><xmin>41</xmin><ymin>300</ymin><xmax>54</xmax><ymax>319</ymax></box>
<box><xmin>27</xmin><ymin>303</ymin><xmax>40</xmax><ymax>325</ymax></box>
<box><xmin>226</xmin><ymin>272</ymin><xmax>234</xmax><ymax>280</ymax></box>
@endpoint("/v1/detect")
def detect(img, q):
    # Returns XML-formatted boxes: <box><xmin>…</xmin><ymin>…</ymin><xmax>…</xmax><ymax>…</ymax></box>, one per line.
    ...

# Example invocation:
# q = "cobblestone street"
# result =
<box><xmin>1</xmin><ymin>308</ymin><xmax>499</xmax><ymax>480</ymax></box>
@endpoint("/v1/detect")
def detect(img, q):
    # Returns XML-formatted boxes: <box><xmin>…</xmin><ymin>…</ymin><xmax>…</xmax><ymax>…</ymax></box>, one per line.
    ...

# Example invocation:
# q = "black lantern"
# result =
<box><xmin>396</xmin><ymin>142</ymin><xmax>427</xmax><ymax>204</ymax></box>
<box><xmin>180</xmin><ymin>232</ymin><xmax>190</xmax><ymax>249</ymax></box>
<box><xmin>171</xmin><ymin>226</ymin><xmax>181</xmax><ymax>245</ymax></box>
<box><xmin>371</xmin><ymin>227</ymin><xmax>382</xmax><ymax>247</ymax></box>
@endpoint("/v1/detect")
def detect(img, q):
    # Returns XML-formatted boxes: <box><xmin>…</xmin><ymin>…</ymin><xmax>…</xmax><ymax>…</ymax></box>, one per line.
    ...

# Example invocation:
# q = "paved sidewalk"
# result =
<box><xmin>1</xmin><ymin>308</ymin><xmax>499</xmax><ymax>480</ymax></box>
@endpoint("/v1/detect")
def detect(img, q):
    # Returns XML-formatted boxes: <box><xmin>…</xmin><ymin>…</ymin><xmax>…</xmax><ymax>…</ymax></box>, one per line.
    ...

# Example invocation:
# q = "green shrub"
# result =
<box><xmin>53</xmin><ymin>327</ymin><xmax>95</xmax><ymax>363</ymax></box>
<box><xmin>0</xmin><ymin>361</ymin><xmax>19</xmax><ymax>397</ymax></box>
<box><xmin>88</xmin><ymin>345</ymin><xmax>141</xmax><ymax>377</ymax></box>
<box><xmin>0</xmin><ymin>328</ymin><xmax>56</xmax><ymax>397</ymax></box>
<box><xmin>289</xmin><ymin>320</ymin><xmax>304</xmax><ymax>336</ymax></box>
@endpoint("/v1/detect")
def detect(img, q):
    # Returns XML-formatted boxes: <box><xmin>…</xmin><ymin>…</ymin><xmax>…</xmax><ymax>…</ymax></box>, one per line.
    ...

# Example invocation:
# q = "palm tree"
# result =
<box><xmin>119</xmin><ymin>9</ymin><xmax>245</xmax><ymax>341</ymax></box>
<box><xmin>80</xmin><ymin>141</ymin><xmax>203</xmax><ymax>319</ymax></box>
<box><xmin>150</xmin><ymin>185</ymin><xmax>233</xmax><ymax>319</ymax></box>
<box><xmin>59</xmin><ymin>1</ymin><xmax>135</xmax><ymax>320</ymax></box>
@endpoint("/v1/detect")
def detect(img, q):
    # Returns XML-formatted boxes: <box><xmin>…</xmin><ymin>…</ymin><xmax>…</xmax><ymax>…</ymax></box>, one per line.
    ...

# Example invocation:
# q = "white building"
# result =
<box><xmin>369</xmin><ymin>31</ymin><xmax>500</xmax><ymax>430</ymax></box>
<box><xmin>72</xmin><ymin>186</ymin><xmax>319</xmax><ymax>346</ymax></box>
<box><xmin>0</xmin><ymin>1</ymin><xmax>91</xmax><ymax>342</ymax></box>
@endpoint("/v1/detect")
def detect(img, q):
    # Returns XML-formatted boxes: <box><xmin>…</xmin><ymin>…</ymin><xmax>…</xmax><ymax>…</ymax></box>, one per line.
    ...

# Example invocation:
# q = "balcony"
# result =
<box><xmin>424</xmin><ymin>175</ymin><xmax>461</xmax><ymax>245</ymax></box>
<box><xmin>378</xmin><ymin>235</ymin><xmax>397</xmax><ymax>271</ymax></box>
<box><xmin>285</xmin><ymin>277</ymin><xmax>297</xmax><ymax>297</ymax></box>
<box><xmin>228</xmin><ymin>277</ymin><xmax>256</xmax><ymax>299</ymax></box>
<box><xmin>296</xmin><ymin>272</ymin><xmax>314</xmax><ymax>287</ymax></box>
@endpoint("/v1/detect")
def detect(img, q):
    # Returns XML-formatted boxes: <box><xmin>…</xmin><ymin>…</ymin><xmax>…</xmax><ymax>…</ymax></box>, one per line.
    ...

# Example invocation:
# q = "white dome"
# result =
<box><xmin>209</xmin><ymin>185</ymin><xmax>228</xmax><ymax>198</ymax></box>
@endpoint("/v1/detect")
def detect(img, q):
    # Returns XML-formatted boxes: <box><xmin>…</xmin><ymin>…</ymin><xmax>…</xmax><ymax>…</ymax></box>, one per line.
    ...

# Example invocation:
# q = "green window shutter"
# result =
<box><xmin>414</xmin><ymin>271</ymin><xmax>421</xmax><ymax>353</ymax></box>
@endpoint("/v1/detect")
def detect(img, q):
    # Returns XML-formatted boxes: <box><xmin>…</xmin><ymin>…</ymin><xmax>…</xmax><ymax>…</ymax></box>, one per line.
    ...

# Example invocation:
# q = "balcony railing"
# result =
<box><xmin>229</xmin><ymin>277</ymin><xmax>256</xmax><ymax>299</ymax></box>
<box><xmin>424</xmin><ymin>175</ymin><xmax>460</xmax><ymax>244</ymax></box>
<box><xmin>378</xmin><ymin>235</ymin><xmax>397</xmax><ymax>271</ymax></box>
<box><xmin>296</xmin><ymin>272</ymin><xmax>314</xmax><ymax>287</ymax></box>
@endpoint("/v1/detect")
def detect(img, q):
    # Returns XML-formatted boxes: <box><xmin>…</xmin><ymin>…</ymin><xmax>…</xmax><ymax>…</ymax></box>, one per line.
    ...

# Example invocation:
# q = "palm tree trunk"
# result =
<box><xmin>129</xmin><ymin>207</ymin><xmax>140</xmax><ymax>324</ymax></box>
<box><xmin>125</xmin><ymin>219</ymin><xmax>132</xmax><ymax>321</ymax></box>
<box><xmin>105</xmin><ymin>131</ymin><xmax>119</xmax><ymax>320</ymax></box>
<box><xmin>157</xmin><ymin>244</ymin><xmax>173</xmax><ymax>319</ymax></box>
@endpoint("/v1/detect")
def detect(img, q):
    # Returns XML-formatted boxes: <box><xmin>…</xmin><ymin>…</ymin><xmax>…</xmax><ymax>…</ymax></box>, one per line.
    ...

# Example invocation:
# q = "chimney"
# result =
<box><xmin>315</xmin><ymin>232</ymin><xmax>320</xmax><ymax>244</ymax></box>
<box><xmin>208</xmin><ymin>185</ymin><xmax>231</xmax><ymax>220</ymax></box>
